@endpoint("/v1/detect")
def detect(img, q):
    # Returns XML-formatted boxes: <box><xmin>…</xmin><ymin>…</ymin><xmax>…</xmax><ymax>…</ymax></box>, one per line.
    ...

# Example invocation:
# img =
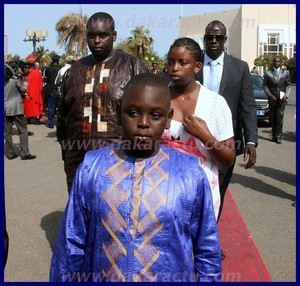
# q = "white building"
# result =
<box><xmin>179</xmin><ymin>4</ymin><xmax>296</xmax><ymax>73</ymax></box>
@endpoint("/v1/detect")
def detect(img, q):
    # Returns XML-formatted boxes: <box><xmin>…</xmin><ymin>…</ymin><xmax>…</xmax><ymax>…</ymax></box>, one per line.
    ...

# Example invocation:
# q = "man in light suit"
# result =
<box><xmin>196</xmin><ymin>20</ymin><xmax>258</xmax><ymax>257</ymax></box>
<box><xmin>263</xmin><ymin>56</ymin><xmax>291</xmax><ymax>144</ymax></box>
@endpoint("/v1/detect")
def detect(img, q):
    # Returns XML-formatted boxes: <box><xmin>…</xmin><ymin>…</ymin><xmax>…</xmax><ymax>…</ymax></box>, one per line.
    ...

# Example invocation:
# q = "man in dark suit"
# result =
<box><xmin>43</xmin><ymin>55</ymin><xmax>61</xmax><ymax>128</ymax></box>
<box><xmin>196</xmin><ymin>20</ymin><xmax>258</xmax><ymax>257</ymax></box>
<box><xmin>263</xmin><ymin>55</ymin><xmax>291</xmax><ymax>144</ymax></box>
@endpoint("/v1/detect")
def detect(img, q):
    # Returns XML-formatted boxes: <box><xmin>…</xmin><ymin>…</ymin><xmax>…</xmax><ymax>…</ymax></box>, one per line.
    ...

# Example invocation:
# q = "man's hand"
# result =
<box><xmin>244</xmin><ymin>144</ymin><xmax>256</xmax><ymax>169</ymax></box>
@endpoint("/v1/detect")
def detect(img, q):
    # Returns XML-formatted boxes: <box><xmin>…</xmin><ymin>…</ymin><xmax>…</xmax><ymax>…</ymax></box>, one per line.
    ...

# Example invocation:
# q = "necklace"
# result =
<box><xmin>172</xmin><ymin>85</ymin><xmax>200</xmax><ymax>101</ymax></box>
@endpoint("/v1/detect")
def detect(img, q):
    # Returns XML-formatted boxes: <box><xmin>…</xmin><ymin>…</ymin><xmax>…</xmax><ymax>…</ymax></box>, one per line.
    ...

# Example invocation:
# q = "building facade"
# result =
<box><xmin>179</xmin><ymin>4</ymin><xmax>296</xmax><ymax>74</ymax></box>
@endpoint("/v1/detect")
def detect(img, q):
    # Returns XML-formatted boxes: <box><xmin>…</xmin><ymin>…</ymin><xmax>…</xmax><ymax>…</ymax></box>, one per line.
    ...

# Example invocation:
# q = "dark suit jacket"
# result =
<box><xmin>196</xmin><ymin>54</ymin><xmax>258</xmax><ymax>155</ymax></box>
<box><xmin>262</xmin><ymin>68</ymin><xmax>291</xmax><ymax>99</ymax></box>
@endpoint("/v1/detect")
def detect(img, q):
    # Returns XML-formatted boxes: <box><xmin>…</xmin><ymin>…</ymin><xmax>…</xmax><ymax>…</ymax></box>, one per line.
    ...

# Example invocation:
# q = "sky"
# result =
<box><xmin>4</xmin><ymin>3</ymin><xmax>241</xmax><ymax>59</ymax></box>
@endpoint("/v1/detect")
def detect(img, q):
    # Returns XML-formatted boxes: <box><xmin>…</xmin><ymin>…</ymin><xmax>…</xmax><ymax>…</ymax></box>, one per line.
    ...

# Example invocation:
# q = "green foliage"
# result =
<box><xmin>5</xmin><ymin>54</ymin><xmax>20</xmax><ymax>62</ymax></box>
<box><xmin>254</xmin><ymin>54</ymin><xmax>289</xmax><ymax>69</ymax></box>
<box><xmin>34</xmin><ymin>46</ymin><xmax>50</xmax><ymax>66</ymax></box>
<box><xmin>114</xmin><ymin>39</ymin><xmax>135</xmax><ymax>55</ymax></box>
<box><xmin>143</xmin><ymin>50</ymin><xmax>165</xmax><ymax>70</ymax></box>
<box><xmin>253</xmin><ymin>54</ymin><xmax>296</xmax><ymax>83</ymax></box>
<box><xmin>287</xmin><ymin>57</ymin><xmax>296</xmax><ymax>70</ymax></box>
<box><xmin>114</xmin><ymin>42</ymin><xmax>165</xmax><ymax>70</ymax></box>
<box><xmin>126</xmin><ymin>26</ymin><xmax>154</xmax><ymax>59</ymax></box>
<box><xmin>114</xmin><ymin>26</ymin><xmax>166</xmax><ymax>68</ymax></box>
<box><xmin>287</xmin><ymin>57</ymin><xmax>296</xmax><ymax>83</ymax></box>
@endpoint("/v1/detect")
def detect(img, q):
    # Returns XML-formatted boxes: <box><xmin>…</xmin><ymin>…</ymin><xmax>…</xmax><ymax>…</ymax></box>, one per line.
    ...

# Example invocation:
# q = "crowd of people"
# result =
<box><xmin>4</xmin><ymin>60</ymin><xmax>37</xmax><ymax>160</ymax></box>
<box><xmin>5</xmin><ymin>10</ymin><xmax>294</xmax><ymax>281</ymax></box>
<box><xmin>4</xmin><ymin>53</ymin><xmax>76</xmax><ymax>160</ymax></box>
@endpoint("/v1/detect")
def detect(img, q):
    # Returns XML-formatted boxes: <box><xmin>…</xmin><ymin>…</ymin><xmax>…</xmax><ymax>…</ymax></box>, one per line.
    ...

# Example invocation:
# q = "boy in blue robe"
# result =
<box><xmin>50</xmin><ymin>73</ymin><xmax>221</xmax><ymax>282</ymax></box>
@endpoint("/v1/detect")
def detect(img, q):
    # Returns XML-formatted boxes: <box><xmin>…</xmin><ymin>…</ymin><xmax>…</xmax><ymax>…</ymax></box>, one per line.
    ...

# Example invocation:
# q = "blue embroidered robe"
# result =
<box><xmin>50</xmin><ymin>145</ymin><xmax>221</xmax><ymax>282</ymax></box>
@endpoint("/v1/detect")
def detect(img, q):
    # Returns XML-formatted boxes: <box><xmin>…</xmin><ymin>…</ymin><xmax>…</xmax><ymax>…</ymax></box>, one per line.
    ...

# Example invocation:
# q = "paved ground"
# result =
<box><xmin>230</xmin><ymin>85</ymin><xmax>296</xmax><ymax>281</ymax></box>
<box><xmin>4</xmin><ymin>86</ymin><xmax>296</xmax><ymax>282</ymax></box>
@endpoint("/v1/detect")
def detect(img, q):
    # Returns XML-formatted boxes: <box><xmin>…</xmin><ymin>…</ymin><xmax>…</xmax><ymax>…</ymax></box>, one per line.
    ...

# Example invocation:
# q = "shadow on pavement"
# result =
<box><xmin>257</xmin><ymin>126</ymin><xmax>296</xmax><ymax>143</ymax></box>
<box><xmin>231</xmin><ymin>171</ymin><xmax>296</xmax><ymax>202</ymax></box>
<box><xmin>40</xmin><ymin>211</ymin><xmax>64</xmax><ymax>252</ymax></box>
<box><xmin>46</xmin><ymin>131</ymin><xmax>57</xmax><ymax>138</ymax></box>
<box><xmin>253</xmin><ymin>165</ymin><xmax>296</xmax><ymax>187</ymax></box>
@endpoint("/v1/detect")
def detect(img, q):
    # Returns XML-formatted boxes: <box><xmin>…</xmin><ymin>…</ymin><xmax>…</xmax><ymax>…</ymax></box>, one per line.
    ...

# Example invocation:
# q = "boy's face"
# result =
<box><xmin>120</xmin><ymin>84</ymin><xmax>173</xmax><ymax>157</ymax></box>
<box><xmin>86</xmin><ymin>18</ymin><xmax>117</xmax><ymax>61</ymax></box>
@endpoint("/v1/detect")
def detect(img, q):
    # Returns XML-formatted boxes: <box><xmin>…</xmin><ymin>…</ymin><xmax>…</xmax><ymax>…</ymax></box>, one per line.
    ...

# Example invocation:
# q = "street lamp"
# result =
<box><xmin>23</xmin><ymin>29</ymin><xmax>48</xmax><ymax>53</ymax></box>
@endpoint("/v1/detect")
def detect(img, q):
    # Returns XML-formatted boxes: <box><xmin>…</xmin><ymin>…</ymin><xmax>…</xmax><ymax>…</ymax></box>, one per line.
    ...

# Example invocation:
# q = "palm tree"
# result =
<box><xmin>4</xmin><ymin>54</ymin><xmax>20</xmax><ymax>63</ymax></box>
<box><xmin>55</xmin><ymin>11</ymin><xmax>88</xmax><ymax>58</ymax></box>
<box><xmin>114</xmin><ymin>39</ymin><xmax>134</xmax><ymax>55</ymax></box>
<box><xmin>34</xmin><ymin>46</ymin><xmax>50</xmax><ymax>66</ymax></box>
<box><xmin>127</xmin><ymin>26</ymin><xmax>154</xmax><ymax>59</ymax></box>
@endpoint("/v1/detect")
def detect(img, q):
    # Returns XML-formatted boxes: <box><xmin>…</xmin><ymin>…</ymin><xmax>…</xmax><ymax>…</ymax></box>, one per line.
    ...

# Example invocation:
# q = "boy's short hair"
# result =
<box><xmin>123</xmin><ymin>73</ymin><xmax>169</xmax><ymax>96</ymax></box>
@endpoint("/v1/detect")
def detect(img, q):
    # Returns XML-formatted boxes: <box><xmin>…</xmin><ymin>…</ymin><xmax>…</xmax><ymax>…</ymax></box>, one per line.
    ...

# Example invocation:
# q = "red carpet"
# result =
<box><xmin>219</xmin><ymin>191</ymin><xmax>272</xmax><ymax>282</ymax></box>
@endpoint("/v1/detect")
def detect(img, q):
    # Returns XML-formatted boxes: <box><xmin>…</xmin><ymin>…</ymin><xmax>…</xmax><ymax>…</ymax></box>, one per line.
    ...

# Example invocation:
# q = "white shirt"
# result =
<box><xmin>162</xmin><ymin>82</ymin><xmax>234</xmax><ymax>219</ymax></box>
<box><xmin>54</xmin><ymin>63</ymin><xmax>72</xmax><ymax>86</ymax></box>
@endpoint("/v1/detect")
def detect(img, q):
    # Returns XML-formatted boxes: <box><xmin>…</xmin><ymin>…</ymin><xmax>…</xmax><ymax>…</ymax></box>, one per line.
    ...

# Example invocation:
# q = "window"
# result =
<box><xmin>263</xmin><ymin>33</ymin><xmax>282</xmax><ymax>55</ymax></box>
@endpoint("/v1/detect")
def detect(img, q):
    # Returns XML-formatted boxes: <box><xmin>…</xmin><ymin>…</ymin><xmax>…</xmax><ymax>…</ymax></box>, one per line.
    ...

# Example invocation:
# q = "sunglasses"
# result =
<box><xmin>205</xmin><ymin>34</ymin><xmax>226</xmax><ymax>42</ymax></box>
<box><xmin>273</xmin><ymin>60</ymin><xmax>281</xmax><ymax>63</ymax></box>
